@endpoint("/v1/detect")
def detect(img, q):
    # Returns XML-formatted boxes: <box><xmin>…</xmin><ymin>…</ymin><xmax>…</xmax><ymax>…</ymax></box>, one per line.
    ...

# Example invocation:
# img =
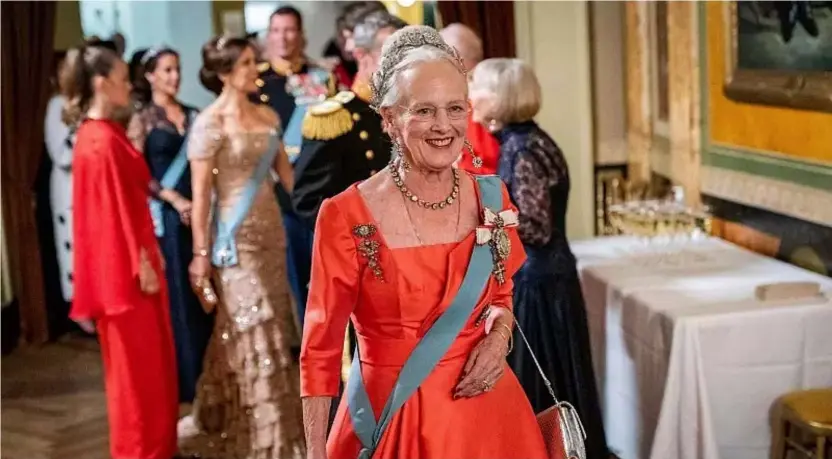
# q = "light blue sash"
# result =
<box><xmin>283</xmin><ymin>104</ymin><xmax>308</xmax><ymax>164</ymax></box>
<box><xmin>347</xmin><ymin>175</ymin><xmax>503</xmax><ymax>459</ymax></box>
<box><xmin>211</xmin><ymin>133</ymin><xmax>280</xmax><ymax>268</ymax></box>
<box><xmin>150</xmin><ymin>111</ymin><xmax>195</xmax><ymax>237</ymax></box>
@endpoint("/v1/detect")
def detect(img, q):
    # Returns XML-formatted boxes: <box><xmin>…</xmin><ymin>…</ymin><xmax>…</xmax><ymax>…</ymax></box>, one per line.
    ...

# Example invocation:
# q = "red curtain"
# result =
<box><xmin>437</xmin><ymin>1</ymin><xmax>516</xmax><ymax>59</ymax></box>
<box><xmin>1</xmin><ymin>1</ymin><xmax>57</xmax><ymax>344</ymax></box>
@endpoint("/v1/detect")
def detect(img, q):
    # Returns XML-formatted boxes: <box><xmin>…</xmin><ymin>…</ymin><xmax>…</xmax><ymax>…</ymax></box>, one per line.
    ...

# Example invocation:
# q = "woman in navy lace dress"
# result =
<box><xmin>470</xmin><ymin>58</ymin><xmax>609</xmax><ymax>459</ymax></box>
<box><xmin>128</xmin><ymin>47</ymin><xmax>213</xmax><ymax>403</ymax></box>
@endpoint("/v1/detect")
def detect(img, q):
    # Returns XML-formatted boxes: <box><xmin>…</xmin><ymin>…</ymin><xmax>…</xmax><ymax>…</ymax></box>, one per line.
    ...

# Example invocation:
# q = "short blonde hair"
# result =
<box><xmin>470</xmin><ymin>58</ymin><xmax>541</xmax><ymax>124</ymax></box>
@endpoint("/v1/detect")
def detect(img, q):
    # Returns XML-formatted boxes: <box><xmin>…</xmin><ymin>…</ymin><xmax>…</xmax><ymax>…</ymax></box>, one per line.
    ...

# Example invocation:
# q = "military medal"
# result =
<box><xmin>475</xmin><ymin>208</ymin><xmax>519</xmax><ymax>285</ymax></box>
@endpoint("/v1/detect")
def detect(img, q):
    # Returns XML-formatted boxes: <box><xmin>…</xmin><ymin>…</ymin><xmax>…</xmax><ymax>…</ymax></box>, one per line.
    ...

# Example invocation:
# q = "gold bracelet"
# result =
<box><xmin>194</xmin><ymin>248</ymin><xmax>209</xmax><ymax>257</ymax></box>
<box><xmin>491</xmin><ymin>329</ymin><xmax>511</xmax><ymax>356</ymax></box>
<box><xmin>497</xmin><ymin>323</ymin><xmax>514</xmax><ymax>354</ymax></box>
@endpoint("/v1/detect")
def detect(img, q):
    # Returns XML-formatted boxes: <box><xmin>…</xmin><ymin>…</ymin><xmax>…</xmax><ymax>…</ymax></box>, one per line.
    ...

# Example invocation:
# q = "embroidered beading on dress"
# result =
<box><xmin>353</xmin><ymin>224</ymin><xmax>384</xmax><ymax>281</ymax></box>
<box><xmin>178</xmin><ymin>112</ymin><xmax>304</xmax><ymax>459</ymax></box>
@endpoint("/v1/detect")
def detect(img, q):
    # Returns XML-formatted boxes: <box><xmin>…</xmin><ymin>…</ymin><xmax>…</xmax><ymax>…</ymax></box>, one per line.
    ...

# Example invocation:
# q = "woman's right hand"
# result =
<box><xmin>138</xmin><ymin>248</ymin><xmax>161</xmax><ymax>294</ymax></box>
<box><xmin>74</xmin><ymin>319</ymin><xmax>96</xmax><ymax>334</ymax></box>
<box><xmin>189</xmin><ymin>254</ymin><xmax>212</xmax><ymax>287</ymax></box>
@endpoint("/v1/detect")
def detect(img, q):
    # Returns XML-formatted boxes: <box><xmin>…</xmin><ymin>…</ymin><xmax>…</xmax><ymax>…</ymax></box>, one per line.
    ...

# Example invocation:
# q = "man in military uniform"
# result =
<box><xmin>255</xmin><ymin>5</ymin><xmax>337</xmax><ymax>320</ymax></box>
<box><xmin>292</xmin><ymin>10</ymin><xmax>408</xmax><ymax>230</ymax></box>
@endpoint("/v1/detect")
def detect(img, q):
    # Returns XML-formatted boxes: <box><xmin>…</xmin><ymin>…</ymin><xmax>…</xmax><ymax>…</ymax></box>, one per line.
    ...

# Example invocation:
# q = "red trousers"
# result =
<box><xmin>98</xmin><ymin>292</ymin><xmax>178</xmax><ymax>459</ymax></box>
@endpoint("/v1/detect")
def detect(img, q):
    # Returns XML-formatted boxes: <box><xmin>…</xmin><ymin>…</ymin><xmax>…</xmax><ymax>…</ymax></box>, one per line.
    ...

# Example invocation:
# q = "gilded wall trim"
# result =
<box><xmin>625</xmin><ymin>1</ymin><xmax>652</xmax><ymax>182</ymax></box>
<box><xmin>701</xmin><ymin>166</ymin><xmax>832</xmax><ymax>227</ymax></box>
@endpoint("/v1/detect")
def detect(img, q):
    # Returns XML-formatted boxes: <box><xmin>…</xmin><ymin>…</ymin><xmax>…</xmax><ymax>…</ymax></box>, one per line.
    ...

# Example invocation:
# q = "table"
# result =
<box><xmin>572</xmin><ymin>236</ymin><xmax>832</xmax><ymax>459</ymax></box>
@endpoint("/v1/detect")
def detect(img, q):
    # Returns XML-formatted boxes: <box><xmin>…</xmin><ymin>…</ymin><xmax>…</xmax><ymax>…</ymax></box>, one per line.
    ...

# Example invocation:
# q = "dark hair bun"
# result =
<box><xmin>199</xmin><ymin>35</ymin><xmax>250</xmax><ymax>95</ymax></box>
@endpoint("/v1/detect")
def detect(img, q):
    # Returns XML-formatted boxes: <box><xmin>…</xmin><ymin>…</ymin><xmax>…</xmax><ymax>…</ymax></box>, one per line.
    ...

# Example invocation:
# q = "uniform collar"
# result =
<box><xmin>270</xmin><ymin>56</ymin><xmax>306</xmax><ymax>76</ymax></box>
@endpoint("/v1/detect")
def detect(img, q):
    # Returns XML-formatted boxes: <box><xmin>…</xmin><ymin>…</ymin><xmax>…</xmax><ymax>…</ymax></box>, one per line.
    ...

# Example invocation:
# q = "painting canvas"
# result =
<box><xmin>723</xmin><ymin>1</ymin><xmax>832</xmax><ymax>112</ymax></box>
<box><xmin>736</xmin><ymin>1</ymin><xmax>832</xmax><ymax>71</ymax></box>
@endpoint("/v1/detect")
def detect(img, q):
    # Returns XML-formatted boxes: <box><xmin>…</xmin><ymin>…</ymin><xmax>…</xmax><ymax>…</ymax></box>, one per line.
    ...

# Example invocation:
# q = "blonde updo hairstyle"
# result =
<box><xmin>469</xmin><ymin>58</ymin><xmax>541</xmax><ymax>125</ymax></box>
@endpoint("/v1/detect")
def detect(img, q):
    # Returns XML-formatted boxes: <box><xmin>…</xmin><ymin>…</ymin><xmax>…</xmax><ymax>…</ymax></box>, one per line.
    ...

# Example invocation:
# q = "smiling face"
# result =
<box><xmin>267</xmin><ymin>13</ymin><xmax>302</xmax><ymax>60</ymax></box>
<box><xmin>383</xmin><ymin>59</ymin><xmax>469</xmax><ymax>172</ymax></box>
<box><xmin>146</xmin><ymin>52</ymin><xmax>180</xmax><ymax>99</ymax></box>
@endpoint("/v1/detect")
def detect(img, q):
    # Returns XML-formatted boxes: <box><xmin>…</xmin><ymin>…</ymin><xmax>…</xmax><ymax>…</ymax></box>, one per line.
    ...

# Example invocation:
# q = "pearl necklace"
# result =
<box><xmin>389</xmin><ymin>159</ymin><xmax>460</xmax><ymax>210</ymax></box>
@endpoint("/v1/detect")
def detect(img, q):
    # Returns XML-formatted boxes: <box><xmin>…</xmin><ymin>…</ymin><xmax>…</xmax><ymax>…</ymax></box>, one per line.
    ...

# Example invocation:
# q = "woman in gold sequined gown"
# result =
<box><xmin>177</xmin><ymin>36</ymin><xmax>305</xmax><ymax>459</ymax></box>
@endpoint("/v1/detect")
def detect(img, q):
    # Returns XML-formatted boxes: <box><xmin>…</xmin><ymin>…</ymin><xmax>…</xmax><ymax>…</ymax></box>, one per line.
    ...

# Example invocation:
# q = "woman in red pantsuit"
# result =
<box><xmin>65</xmin><ymin>42</ymin><xmax>183</xmax><ymax>459</ymax></box>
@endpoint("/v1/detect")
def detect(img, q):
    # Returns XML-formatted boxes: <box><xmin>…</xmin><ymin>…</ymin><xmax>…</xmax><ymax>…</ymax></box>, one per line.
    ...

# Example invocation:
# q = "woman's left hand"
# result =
<box><xmin>454</xmin><ymin>331</ymin><xmax>509</xmax><ymax>399</ymax></box>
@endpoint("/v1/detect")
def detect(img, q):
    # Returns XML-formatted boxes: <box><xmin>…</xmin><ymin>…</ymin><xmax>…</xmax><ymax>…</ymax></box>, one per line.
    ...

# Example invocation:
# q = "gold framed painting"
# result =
<box><xmin>723</xmin><ymin>1</ymin><xmax>832</xmax><ymax>113</ymax></box>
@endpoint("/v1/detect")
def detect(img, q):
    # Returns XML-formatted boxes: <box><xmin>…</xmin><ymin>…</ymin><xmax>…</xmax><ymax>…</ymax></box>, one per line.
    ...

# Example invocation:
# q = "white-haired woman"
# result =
<box><xmin>470</xmin><ymin>58</ymin><xmax>609</xmax><ymax>459</ymax></box>
<box><xmin>300</xmin><ymin>26</ymin><xmax>550</xmax><ymax>459</ymax></box>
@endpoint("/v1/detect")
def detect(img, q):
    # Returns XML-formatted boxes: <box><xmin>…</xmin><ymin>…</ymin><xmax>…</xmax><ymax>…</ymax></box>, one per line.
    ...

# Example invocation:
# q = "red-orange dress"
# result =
<box><xmin>300</xmin><ymin>183</ymin><xmax>549</xmax><ymax>459</ymax></box>
<box><xmin>70</xmin><ymin>119</ymin><xmax>178</xmax><ymax>459</ymax></box>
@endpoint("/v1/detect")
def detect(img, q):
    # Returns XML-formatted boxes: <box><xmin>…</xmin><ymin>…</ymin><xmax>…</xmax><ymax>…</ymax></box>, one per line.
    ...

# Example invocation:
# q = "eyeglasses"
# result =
<box><xmin>399</xmin><ymin>103</ymin><xmax>470</xmax><ymax>122</ymax></box>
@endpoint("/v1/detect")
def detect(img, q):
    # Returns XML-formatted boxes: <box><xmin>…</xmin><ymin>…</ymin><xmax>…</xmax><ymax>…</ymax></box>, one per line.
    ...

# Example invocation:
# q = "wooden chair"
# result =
<box><xmin>771</xmin><ymin>389</ymin><xmax>832</xmax><ymax>459</ymax></box>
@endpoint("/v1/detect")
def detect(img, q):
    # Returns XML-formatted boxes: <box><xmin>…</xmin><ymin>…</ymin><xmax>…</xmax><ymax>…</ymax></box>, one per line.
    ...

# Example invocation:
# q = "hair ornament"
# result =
<box><xmin>140</xmin><ymin>47</ymin><xmax>161</xmax><ymax>65</ymax></box>
<box><xmin>216</xmin><ymin>35</ymin><xmax>229</xmax><ymax>50</ymax></box>
<box><xmin>369</xmin><ymin>25</ymin><xmax>466</xmax><ymax>111</ymax></box>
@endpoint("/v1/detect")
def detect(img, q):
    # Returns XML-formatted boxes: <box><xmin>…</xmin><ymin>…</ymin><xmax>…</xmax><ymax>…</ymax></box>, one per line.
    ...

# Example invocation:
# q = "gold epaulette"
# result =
<box><xmin>302</xmin><ymin>99</ymin><xmax>354</xmax><ymax>141</ymax></box>
<box><xmin>257</xmin><ymin>62</ymin><xmax>271</xmax><ymax>73</ymax></box>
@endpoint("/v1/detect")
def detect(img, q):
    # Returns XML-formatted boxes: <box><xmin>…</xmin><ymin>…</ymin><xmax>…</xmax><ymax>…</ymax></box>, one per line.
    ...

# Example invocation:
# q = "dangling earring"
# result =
<box><xmin>464</xmin><ymin>138</ymin><xmax>482</xmax><ymax>169</ymax></box>
<box><xmin>487</xmin><ymin>119</ymin><xmax>500</xmax><ymax>133</ymax></box>
<box><xmin>391</xmin><ymin>138</ymin><xmax>410</xmax><ymax>171</ymax></box>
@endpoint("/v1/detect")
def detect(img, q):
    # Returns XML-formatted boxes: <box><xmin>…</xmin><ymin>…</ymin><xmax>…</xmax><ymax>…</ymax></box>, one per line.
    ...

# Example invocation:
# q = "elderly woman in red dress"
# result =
<box><xmin>65</xmin><ymin>43</ymin><xmax>180</xmax><ymax>459</ymax></box>
<box><xmin>300</xmin><ymin>26</ymin><xmax>554</xmax><ymax>459</ymax></box>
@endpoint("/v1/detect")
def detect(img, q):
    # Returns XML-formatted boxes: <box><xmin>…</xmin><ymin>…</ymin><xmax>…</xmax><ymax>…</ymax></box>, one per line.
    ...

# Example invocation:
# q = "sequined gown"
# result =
<box><xmin>178</xmin><ymin>112</ymin><xmax>305</xmax><ymax>459</ymax></box>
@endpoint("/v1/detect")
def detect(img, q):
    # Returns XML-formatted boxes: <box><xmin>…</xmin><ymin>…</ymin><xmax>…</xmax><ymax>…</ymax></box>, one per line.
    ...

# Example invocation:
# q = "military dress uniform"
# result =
<box><xmin>293</xmin><ymin>89</ymin><xmax>391</xmax><ymax>388</ymax></box>
<box><xmin>292</xmin><ymin>90</ymin><xmax>391</xmax><ymax>230</ymax></box>
<box><xmin>254</xmin><ymin>59</ymin><xmax>337</xmax><ymax>321</ymax></box>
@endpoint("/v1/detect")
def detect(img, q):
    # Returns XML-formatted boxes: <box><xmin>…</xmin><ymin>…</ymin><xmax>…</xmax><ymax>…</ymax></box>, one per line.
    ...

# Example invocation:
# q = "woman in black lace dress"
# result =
<box><xmin>128</xmin><ymin>47</ymin><xmax>214</xmax><ymax>403</ymax></box>
<box><xmin>470</xmin><ymin>58</ymin><xmax>609</xmax><ymax>459</ymax></box>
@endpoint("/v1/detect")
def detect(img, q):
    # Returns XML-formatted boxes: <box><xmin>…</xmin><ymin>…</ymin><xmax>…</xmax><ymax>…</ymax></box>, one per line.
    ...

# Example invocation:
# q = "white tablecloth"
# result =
<box><xmin>572</xmin><ymin>236</ymin><xmax>832</xmax><ymax>459</ymax></box>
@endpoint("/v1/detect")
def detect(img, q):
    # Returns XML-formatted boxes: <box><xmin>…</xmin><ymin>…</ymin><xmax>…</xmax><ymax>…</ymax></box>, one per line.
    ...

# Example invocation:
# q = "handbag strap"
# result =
<box><xmin>347</xmin><ymin>175</ymin><xmax>504</xmax><ymax>459</ymax></box>
<box><xmin>513</xmin><ymin>321</ymin><xmax>560</xmax><ymax>404</ymax></box>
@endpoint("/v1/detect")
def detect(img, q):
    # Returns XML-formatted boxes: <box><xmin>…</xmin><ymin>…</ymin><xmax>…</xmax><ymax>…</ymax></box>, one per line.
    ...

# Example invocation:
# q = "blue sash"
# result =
<box><xmin>150</xmin><ymin>111</ymin><xmax>195</xmax><ymax>237</ymax></box>
<box><xmin>347</xmin><ymin>175</ymin><xmax>503</xmax><ymax>459</ymax></box>
<box><xmin>283</xmin><ymin>104</ymin><xmax>308</xmax><ymax>164</ymax></box>
<box><xmin>211</xmin><ymin>133</ymin><xmax>280</xmax><ymax>268</ymax></box>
